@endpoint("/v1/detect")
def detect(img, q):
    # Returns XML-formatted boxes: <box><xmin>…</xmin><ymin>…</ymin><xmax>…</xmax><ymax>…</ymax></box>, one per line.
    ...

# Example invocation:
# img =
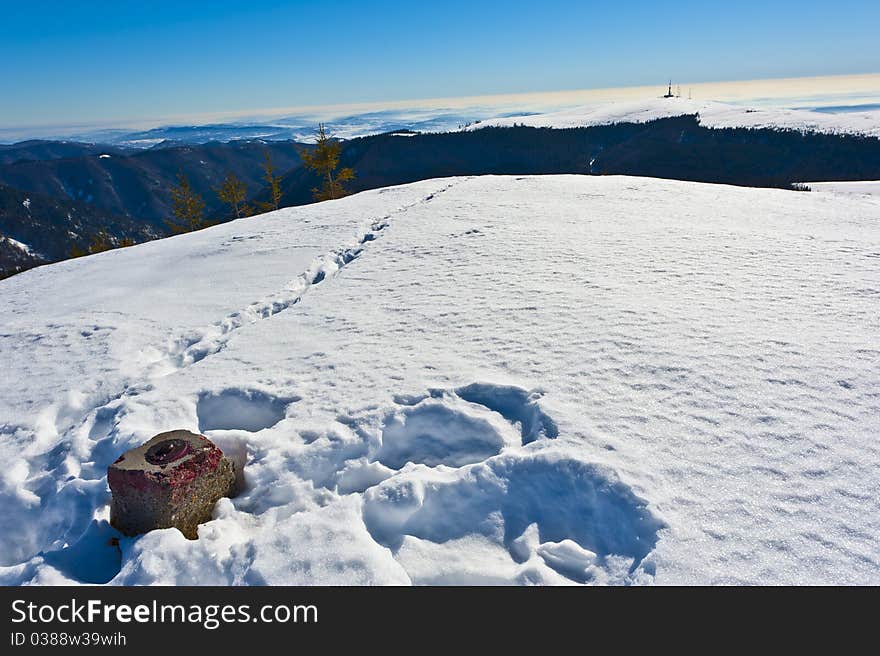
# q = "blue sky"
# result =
<box><xmin>2</xmin><ymin>0</ymin><xmax>878</xmax><ymax>127</ymax></box>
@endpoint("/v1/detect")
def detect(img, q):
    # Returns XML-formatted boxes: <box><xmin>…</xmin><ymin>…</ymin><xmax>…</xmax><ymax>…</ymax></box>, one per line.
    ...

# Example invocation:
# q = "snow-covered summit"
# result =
<box><xmin>1</xmin><ymin>175</ymin><xmax>878</xmax><ymax>585</ymax></box>
<box><xmin>469</xmin><ymin>97</ymin><xmax>880</xmax><ymax>138</ymax></box>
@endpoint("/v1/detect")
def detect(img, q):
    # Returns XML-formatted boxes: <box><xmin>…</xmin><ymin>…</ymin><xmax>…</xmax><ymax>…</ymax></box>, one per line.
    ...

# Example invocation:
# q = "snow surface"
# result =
<box><xmin>2</xmin><ymin>235</ymin><xmax>35</xmax><ymax>255</ymax></box>
<box><xmin>1</xmin><ymin>175</ymin><xmax>879</xmax><ymax>585</ymax></box>
<box><xmin>470</xmin><ymin>97</ymin><xmax>880</xmax><ymax>138</ymax></box>
<box><xmin>803</xmin><ymin>181</ymin><xmax>880</xmax><ymax>196</ymax></box>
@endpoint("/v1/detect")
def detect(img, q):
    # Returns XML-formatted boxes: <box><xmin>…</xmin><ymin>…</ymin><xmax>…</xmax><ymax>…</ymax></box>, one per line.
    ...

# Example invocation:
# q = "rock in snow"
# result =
<box><xmin>108</xmin><ymin>430</ymin><xmax>236</xmax><ymax>539</ymax></box>
<box><xmin>0</xmin><ymin>175</ymin><xmax>878</xmax><ymax>585</ymax></box>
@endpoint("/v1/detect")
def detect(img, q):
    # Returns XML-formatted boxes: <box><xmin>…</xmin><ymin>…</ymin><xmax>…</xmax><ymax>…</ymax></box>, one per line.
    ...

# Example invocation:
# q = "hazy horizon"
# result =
<box><xmin>4</xmin><ymin>0</ymin><xmax>879</xmax><ymax>128</ymax></box>
<box><xmin>3</xmin><ymin>72</ymin><xmax>880</xmax><ymax>144</ymax></box>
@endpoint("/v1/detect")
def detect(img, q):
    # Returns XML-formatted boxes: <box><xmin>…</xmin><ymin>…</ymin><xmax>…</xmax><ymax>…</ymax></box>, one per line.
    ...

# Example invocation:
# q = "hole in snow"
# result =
<box><xmin>455</xmin><ymin>382</ymin><xmax>558</xmax><ymax>444</ymax></box>
<box><xmin>375</xmin><ymin>402</ymin><xmax>507</xmax><ymax>469</ymax></box>
<box><xmin>364</xmin><ymin>454</ymin><xmax>665</xmax><ymax>583</ymax></box>
<box><xmin>41</xmin><ymin>520</ymin><xmax>122</xmax><ymax>584</ymax></box>
<box><xmin>197</xmin><ymin>389</ymin><xmax>292</xmax><ymax>433</ymax></box>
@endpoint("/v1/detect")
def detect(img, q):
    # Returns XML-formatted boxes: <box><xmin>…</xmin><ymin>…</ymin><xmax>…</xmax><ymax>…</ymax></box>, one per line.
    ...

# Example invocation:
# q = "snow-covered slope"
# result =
<box><xmin>470</xmin><ymin>97</ymin><xmax>880</xmax><ymax>137</ymax></box>
<box><xmin>1</xmin><ymin>175</ymin><xmax>879</xmax><ymax>585</ymax></box>
<box><xmin>803</xmin><ymin>180</ymin><xmax>880</xmax><ymax>196</ymax></box>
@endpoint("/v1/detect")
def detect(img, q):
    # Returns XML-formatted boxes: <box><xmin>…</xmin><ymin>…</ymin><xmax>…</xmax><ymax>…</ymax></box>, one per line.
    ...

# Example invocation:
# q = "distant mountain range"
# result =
<box><xmin>0</xmin><ymin>139</ymin><xmax>303</xmax><ymax>278</ymax></box>
<box><xmin>1</xmin><ymin>108</ymin><xmax>491</xmax><ymax>149</ymax></box>
<box><xmin>2</xmin><ymin>102</ymin><xmax>880</xmax><ymax>280</ymax></box>
<box><xmin>0</xmin><ymin>140</ymin><xmax>303</xmax><ymax>226</ymax></box>
<box><xmin>0</xmin><ymin>140</ymin><xmax>134</xmax><ymax>165</ymax></box>
<box><xmin>473</xmin><ymin>97</ymin><xmax>880</xmax><ymax>137</ymax></box>
<box><xmin>273</xmin><ymin>115</ymin><xmax>880</xmax><ymax>207</ymax></box>
<box><xmin>0</xmin><ymin>183</ymin><xmax>153</xmax><ymax>278</ymax></box>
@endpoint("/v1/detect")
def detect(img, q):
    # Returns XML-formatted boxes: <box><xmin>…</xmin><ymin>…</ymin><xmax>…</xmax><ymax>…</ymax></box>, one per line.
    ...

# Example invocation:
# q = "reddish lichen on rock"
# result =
<box><xmin>108</xmin><ymin>430</ymin><xmax>236</xmax><ymax>539</ymax></box>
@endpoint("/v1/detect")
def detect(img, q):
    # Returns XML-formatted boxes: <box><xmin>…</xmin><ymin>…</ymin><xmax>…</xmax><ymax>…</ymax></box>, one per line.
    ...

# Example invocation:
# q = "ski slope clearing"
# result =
<box><xmin>470</xmin><ymin>97</ymin><xmax>880</xmax><ymax>138</ymax></box>
<box><xmin>1</xmin><ymin>175</ymin><xmax>878</xmax><ymax>585</ymax></box>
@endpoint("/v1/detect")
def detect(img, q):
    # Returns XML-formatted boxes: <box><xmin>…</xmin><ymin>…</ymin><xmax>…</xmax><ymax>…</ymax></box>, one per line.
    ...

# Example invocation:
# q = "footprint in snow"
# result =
<box><xmin>368</xmin><ymin>382</ymin><xmax>558</xmax><ymax>471</ymax></box>
<box><xmin>349</xmin><ymin>382</ymin><xmax>664</xmax><ymax>584</ymax></box>
<box><xmin>197</xmin><ymin>388</ymin><xmax>297</xmax><ymax>433</ymax></box>
<box><xmin>362</xmin><ymin>450</ymin><xmax>664</xmax><ymax>585</ymax></box>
